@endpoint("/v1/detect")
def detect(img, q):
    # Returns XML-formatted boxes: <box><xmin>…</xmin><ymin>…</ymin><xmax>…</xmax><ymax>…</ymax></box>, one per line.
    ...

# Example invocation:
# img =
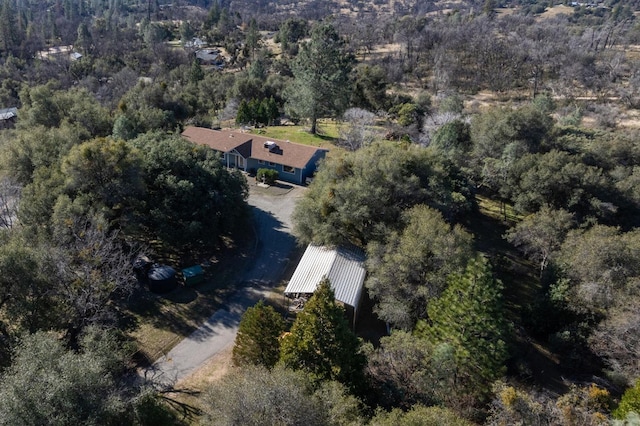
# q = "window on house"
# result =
<box><xmin>258</xmin><ymin>160</ymin><xmax>264</xmax><ymax>164</ymax></box>
<box><xmin>283</xmin><ymin>165</ymin><xmax>295</xmax><ymax>174</ymax></box>
<box><xmin>269</xmin><ymin>162</ymin><xmax>276</xmax><ymax>166</ymax></box>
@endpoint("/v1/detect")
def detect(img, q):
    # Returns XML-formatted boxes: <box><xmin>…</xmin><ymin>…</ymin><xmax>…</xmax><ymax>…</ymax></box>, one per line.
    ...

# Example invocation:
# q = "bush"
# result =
<box><xmin>614</xmin><ymin>380</ymin><xmax>640</xmax><ymax>420</ymax></box>
<box><xmin>257</xmin><ymin>168</ymin><xmax>278</xmax><ymax>185</ymax></box>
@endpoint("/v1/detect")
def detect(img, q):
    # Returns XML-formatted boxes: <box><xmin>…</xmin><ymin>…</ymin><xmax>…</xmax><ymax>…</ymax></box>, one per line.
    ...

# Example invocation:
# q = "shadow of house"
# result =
<box><xmin>182</xmin><ymin>126</ymin><xmax>328</xmax><ymax>185</ymax></box>
<box><xmin>284</xmin><ymin>244</ymin><xmax>366</xmax><ymax>328</ymax></box>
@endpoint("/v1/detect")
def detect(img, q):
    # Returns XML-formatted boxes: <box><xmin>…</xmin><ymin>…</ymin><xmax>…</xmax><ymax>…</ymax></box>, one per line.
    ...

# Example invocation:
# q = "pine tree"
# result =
<box><xmin>284</xmin><ymin>23</ymin><xmax>354</xmax><ymax>134</ymax></box>
<box><xmin>236</xmin><ymin>99</ymin><xmax>252</xmax><ymax>125</ymax></box>
<box><xmin>232</xmin><ymin>301</ymin><xmax>285</xmax><ymax>368</ymax></box>
<box><xmin>245</xmin><ymin>18</ymin><xmax>260</xmax><ymax>60</ymax></box>
<box><xmin>416</xmin><ymin>257</ymin><xmax>509</xmax><ymax>402</ymax></box>
<box><xmin>0</xmin><ymin>0</ymin><xmax>17</xmax><ymax>56</ymax></box>
<box><xmin>264</xmin><ymin>96</ymin><xmax>279</xmax><ymax>125</ymax></box>
<box><xmin>280</xmin><ymin>278</ymin><xmax>366</xmax><ymax>392</ymax></box>
<box><xmin>189</xmin><ymin>59</ymin><xmax>204</xmax><ymax>84</ymax></box>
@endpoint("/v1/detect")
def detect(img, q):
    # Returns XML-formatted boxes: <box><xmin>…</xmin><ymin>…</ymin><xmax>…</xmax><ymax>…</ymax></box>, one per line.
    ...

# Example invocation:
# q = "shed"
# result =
<box><xmin>182</xmin><ymin>265</ymin><xmax>204</xmax><ymax>286</ymax></box>
<box><xmin>147</xmin><ymin>264</ymin><xmax>178</xmax><ymax>293</ymax></box>
<box><xmin>284</xmin><ymin>245</ymin><xmax>366</xmax><ymax>326</ymax></box>
<box><xmin>0</xmin><ymin>107</ymin><xmax>17</xmax><ymax>129</ymax></box>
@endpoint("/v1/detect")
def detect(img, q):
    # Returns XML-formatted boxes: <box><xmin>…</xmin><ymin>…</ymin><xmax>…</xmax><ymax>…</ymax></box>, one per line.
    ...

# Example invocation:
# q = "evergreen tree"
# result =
<box><xmin>75</xmin><ymin>22</ymin><xmax>93</xmax><ymax>55</ymax></box>
<box><xmin>264</xmin><ymin>96</ymin><xmax>279</xmax><ymax>125</ymax></box>
<box><xmin>189</xmin><ymin>59</ymin><xmax>204</xmax><ymax>84</ymax></box>
<box><xmin>236</xmin><ymin>99</ymin><xmax>252</xmax><ymax>125</ymax></box>
<box><xmin>416</xmin><ymin>257</ymin><xmax>509</xmax><ymax>403</ymax></box>
<box><xmin>232</xmin><ymin>301</ymin><xmax>285</xmax><ymax>368</ymax></box>
<box><xmin>255</xmin><ymin>98</ymin><xmax>268</xmax><ymax>126</ymax></box>
<box><xmin>245</xmin><ymin>18</ymin><xmax>260</xmax><ymax>60</ymax></box>
<box><xmin>280</xmin><ymin>278</ymin><xmax>366</xmax><ymax>392</ymax></box>
<box><xmin>0</xmin><ymin>0</ymin><xmax>17</xmax><ymax>56</ymax></box>
<box><xmin>248</xmin><ymin>98</ymin><xmax>261</xmax><ymax>124</ymax></box>
<box><xmin>206</xmin><ymin>1</ymin><xmax>221</xmax><ymax>28</ymax></box>
<box><xmin>284</xmin><ymin>23</ymin><xmax>354</xmax><ymax>134</ymax></box>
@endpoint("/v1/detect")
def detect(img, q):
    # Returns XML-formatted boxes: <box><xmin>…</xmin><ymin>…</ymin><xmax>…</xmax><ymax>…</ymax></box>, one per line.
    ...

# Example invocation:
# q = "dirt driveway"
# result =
<box><xmin>143</xmin><ymin>182</ymin><xmax>305</xmax><ymax>387</ymax></box>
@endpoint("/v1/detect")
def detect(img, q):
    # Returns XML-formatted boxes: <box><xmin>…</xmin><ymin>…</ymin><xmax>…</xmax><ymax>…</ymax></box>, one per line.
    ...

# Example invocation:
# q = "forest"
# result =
<box><xmin>0</xmin><ymin>0</ymin><xmax>639</xmax><ymax>424</ymax></box>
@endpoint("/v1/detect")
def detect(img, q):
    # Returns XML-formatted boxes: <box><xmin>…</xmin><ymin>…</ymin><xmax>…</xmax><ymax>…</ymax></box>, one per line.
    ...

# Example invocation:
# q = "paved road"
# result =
<box><xmin>143</xmin><ymin>183</ymin><xmax>303</xmax><ymax>388</ymax></box>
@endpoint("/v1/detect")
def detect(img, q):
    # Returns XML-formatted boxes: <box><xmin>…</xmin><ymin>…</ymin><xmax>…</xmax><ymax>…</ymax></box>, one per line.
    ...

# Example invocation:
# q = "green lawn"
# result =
<box><xmin>249</xmin><ymin>120</ymin><xmax>340</xmax><ymax>149</ymax></box>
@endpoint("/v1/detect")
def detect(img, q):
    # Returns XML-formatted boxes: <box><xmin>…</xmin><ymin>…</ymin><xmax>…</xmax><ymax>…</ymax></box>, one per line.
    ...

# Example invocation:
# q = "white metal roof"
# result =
<box><xmin>0</xmin><ymin>108</ymin><xmax>17</xmax><ymax>120</ymax></box>
<box><xmin>284</xmin><ymin>244</ymin><xmax>366</xmax><ymax>311</ymax></box>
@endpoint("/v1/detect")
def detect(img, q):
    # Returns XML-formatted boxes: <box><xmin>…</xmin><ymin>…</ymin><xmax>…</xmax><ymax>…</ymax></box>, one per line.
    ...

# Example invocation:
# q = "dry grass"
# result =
<box><xmin>476</xmin><ymin>194</ymin><xmax>522</xmax><ymax>225</ymax></box>
<box><xmin>167</xmin><ymin>344</ymin><xmax>235</xmax><ymax>418</ymax></box>
<box><xmin>537</xmin><ymin>4</ymin><xmax>574</xmax><ymax>19</ymax></box>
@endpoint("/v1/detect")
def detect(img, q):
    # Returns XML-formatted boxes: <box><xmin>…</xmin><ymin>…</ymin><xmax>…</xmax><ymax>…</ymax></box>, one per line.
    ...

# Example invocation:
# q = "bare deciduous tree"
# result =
<box><xmin>0</xmin><ymin>177</ymin><xmax>20</xmax><ymax>229</ymax></box>
<box><xmin>52</xmin><ymin>215</ymin><xmax>139</xmax><ymax>336</ymax></box>
<box><xmin>338</xmin><ymin>108</ymin><xmax>378</xmax><ymax>151</ymax></box>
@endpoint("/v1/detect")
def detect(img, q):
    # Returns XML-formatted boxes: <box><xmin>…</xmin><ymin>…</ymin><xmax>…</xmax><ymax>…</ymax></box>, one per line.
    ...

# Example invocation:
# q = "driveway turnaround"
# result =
<box><xmin>143</xmin><ymin>183</ymin><xmax>303</xmax><ymax>388</ymax></box>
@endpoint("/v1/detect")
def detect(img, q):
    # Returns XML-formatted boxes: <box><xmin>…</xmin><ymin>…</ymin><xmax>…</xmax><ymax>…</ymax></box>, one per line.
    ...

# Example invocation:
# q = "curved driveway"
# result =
<box><xmin>143</xmin><ymin>184</ymin><xmax>304</xmax><ymax>388</ymax></box>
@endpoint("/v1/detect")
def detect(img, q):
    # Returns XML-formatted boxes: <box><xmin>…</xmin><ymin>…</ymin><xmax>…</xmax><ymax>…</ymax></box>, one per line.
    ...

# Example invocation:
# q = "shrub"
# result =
<box><xmin>257</xmin><ymin>168</ymin><xmax>278</xmax><ymax>185</ymax></box>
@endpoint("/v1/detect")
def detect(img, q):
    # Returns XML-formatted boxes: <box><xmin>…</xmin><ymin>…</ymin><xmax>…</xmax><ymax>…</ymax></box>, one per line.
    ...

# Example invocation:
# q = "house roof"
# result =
<box><xmin>182</xmin><ymin>126</ymin><xmax>327</xmax><ymax>169</ymax></box>
<box><xmin>195</xmin><ymin>49</ymin><xmax>222</xmax><ymax>63</ymax></box>
<box><xmin>0</xmin><ymin>108</ymin><xmax>17</xmax><ymax>120</ymax></box>
<box><xmin>284</xmin><ymin>245</ymin><xmax>366</xmax><ymax>311</ymax></box>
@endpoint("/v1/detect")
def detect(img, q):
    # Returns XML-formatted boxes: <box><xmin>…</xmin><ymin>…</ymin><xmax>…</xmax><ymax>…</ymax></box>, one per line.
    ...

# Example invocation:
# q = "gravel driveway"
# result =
<box><xmin>143</xmin><ymin>182</ymin><xmax>305</xmax><ymax>387</ymax></box>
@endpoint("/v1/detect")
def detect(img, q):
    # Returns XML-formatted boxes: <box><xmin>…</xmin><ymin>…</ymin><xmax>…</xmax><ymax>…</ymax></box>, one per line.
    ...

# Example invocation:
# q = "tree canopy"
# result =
<box><xmin>0</xmin><ymin>328</ymin><xmax>175</xmax><ymax>425</ymax></box>
<box><xmin>366</xmin><ymin>204</ymin><xmax>474</xmax><ymax>329</ymax></box>
<box><xmin>131</xmin><ymin>132</ymin><xmax>249</xmax><ymax>249</ymax></box>
<box><xmin>292</xmin><ymin>142</ymin><xmax>473</xmax><ymax>248</ymax></box>
<box><xmin>200</xmin><ymin>365</ymin><xmax>363</xmax><ymax>426</ymax></box>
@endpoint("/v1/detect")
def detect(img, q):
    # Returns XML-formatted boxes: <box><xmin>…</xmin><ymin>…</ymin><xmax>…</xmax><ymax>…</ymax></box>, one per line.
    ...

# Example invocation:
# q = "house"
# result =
<box><xmin>182</xmin><ymin>126</ymin><xmax>328</xmax><ymax>185</ymax></box>
<box><xmin>195</xmin><ymin>48</ymin><xmax>224</xmax><ymax>67</ymax></box>
<box><xmin>185</xmin><ymin>37</ymin><xmax>206</xmax><ymax>49</ymax></box>
<box><xmin>283</xmin><ymin>244</ymin><xmax>366</xmax><ymax>327</ymax></box>
<box><xmin>0</xmin><ymin>107</ymin><xmax>17</xmax><ymax>129</ymax></box>
<box><xmin>37</xmin><ymin>45</ymin><xmax>81</xmax><ymax>61</ymax></box>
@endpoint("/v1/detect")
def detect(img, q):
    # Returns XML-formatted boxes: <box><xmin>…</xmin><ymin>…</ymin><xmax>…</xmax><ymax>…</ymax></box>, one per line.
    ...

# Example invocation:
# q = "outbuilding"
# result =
<box><xmin>284</xmin><ymin>244</ymin><xmax>366</xmax><ymax>327</ymax></box>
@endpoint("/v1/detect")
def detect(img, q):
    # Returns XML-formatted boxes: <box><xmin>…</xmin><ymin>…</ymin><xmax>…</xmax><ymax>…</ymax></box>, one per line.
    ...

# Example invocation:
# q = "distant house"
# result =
<box><xmin>195</xmin><ymin>48</ymin><xmax>224</xmax><ymax>67</ymax></box>
<box><xmin>37</xmin><ymin>45</ymin><xmax>81</xmax><ymax>61</ymax></box>
<box><xmin>182</xmin><ymin>126</ymin><xmax>328</xmax><ymax>185</ymax></box>
<box><xmin>0</xmin><ymin>107</ymin><xmax>17</xmax><ymax>129</ymax></box>
<box><xmin>184</xmin><ymin>37</ymin><xmax>206</xmax><ymax>49</ymax></box>
<box><xmin>284</xmin><ymin>244</ymin><xmax>366</xmax><ymax>327</ymax></box>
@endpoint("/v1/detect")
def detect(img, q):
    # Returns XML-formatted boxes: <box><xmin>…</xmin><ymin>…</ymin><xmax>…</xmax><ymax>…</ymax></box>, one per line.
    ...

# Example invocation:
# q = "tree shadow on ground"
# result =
<box><xmin>125</xmin><ymin>204</ymin><xmax>296</xmax><ymax>364</ymax></box>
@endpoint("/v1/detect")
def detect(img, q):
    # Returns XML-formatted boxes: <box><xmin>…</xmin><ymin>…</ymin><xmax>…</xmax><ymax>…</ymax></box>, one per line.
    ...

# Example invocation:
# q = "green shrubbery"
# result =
<box><xmin>256</xmin><ymin>168</ymin><xmax>279</xmax><ymax>185</ymax></box>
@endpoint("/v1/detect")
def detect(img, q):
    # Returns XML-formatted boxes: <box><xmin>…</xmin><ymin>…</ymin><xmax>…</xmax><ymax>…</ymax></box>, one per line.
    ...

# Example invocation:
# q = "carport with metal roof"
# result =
<box><xmin>284</xmin><ymin>244</ymin><xmax>366</xmax><ymax>327</ymax></box>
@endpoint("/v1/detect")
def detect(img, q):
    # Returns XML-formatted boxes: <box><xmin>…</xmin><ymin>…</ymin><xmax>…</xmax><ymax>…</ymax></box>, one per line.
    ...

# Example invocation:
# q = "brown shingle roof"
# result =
<box><xmin>182</xmin><ymin>126</ymin><xmax>326</xmax><ymax>169</ymax></box>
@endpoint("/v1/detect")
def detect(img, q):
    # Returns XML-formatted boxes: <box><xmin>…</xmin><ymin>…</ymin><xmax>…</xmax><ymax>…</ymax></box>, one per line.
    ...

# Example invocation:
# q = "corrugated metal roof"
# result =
<box><xmin>284</xmin><ymin>245</ymin><xmax>366</xmax><ymax>310</ymax></box>
<box><xmin>0</xmin><ymin>107</ymin><xmax>17</xmax><ymax>120</ymax></box>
